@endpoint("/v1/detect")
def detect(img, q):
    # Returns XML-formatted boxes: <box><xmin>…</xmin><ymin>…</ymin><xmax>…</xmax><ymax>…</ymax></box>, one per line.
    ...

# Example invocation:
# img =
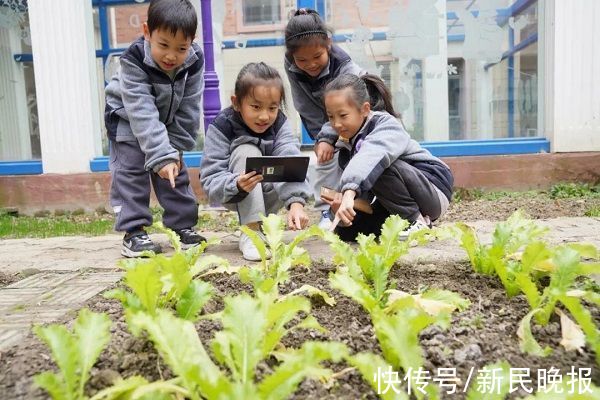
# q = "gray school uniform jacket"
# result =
<box><xmin>285</xmin><ymin>45</ymin><xmax>363</xmax><ymax>144</ymax></box>
<box><xmin>200</xmin><ymin>106</ymin><xmax>311</xmax><ymax>208</ymax></box>
<box><xmin>104</xmin><ymin>37</ymin><xmax>205</xmax><ymax>172</ymax></box>
<box><xmin>337</xmin><ymin>111</ymin><xmax>453</xmax><ymax>199</ymax></box>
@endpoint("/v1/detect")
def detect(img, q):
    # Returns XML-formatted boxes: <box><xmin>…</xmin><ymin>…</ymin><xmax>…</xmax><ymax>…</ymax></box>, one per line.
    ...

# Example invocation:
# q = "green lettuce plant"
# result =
<box><xmin>240</xmin><ymin>214</ymin><xmax>322</xmax><ymax>284</ymax></box>
<box><xmin>105</xmin><ymin>223</ymin><xmax>225</xmax><ymax>322</ymax></box>
<box><xmin>34</xmin><ymin>309</ymin><xmax>111</xmax><ymax>400</ymax></box>
<box><xmin>93</xmin><ymin>294</ymin><xmax>346</xmax><ymax>400</ymax></box>
<box><xmin>455</xmin><ymin>210</ymin><xmax>548</xmax><ymax>277</ymax></box>
<box><xmin>325</xmin><ymin>215</ymin><xmax>468</xmax><ymax>399</ymax></box>
<box><xmin>326</xmin><ymin>215</ymin><xmax>429</xmax><ymax>312</ymax></box>
<box><xmin>455</xmin><ymin>213</ymin><xmax>600</xmax><ymax>364</ymax></box>
<box><xmin>516</xmin><ymin>244</ymin><xmax>600</xmax><ymax>363</ymax></box>
<box><xmin>239</xmin><ymin>213</ymin><xmax>335</xmax><ymax>305</ymax></box>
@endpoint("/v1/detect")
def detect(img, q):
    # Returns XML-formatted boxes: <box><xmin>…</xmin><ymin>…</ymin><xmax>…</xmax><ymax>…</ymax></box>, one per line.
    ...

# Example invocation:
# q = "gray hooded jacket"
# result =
<box><xmin>200</xmin><ymin>107</ymin><xmax>311</xmax><ymax>208</ymax></box>
<box><xmin>104</xmin><ymin>37</ymin><xmax>205</xmax><ymax>172</ymax></box>
<box><xmin>338</xmin><ymin>111</ymin><xmax>452</xmax><ymax>198</ymax></box>
<box><xmin>285</xmin><ymin>45</ymin><xmax>363</xmax><ymax>144</ymax></box>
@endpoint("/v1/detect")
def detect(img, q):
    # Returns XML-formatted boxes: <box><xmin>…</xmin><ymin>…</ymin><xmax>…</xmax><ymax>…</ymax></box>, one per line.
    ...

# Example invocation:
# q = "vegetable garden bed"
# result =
<box><xmin>1</xmin><ymin>213</ymin><xmax>599</xmax><ymax>400</ymax></box>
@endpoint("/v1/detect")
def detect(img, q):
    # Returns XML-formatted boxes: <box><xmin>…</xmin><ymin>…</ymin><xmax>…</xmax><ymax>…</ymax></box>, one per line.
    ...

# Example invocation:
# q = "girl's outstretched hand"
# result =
<box><xmin>315</xmin><ymin>142</ymin><xmax>334</xmax><ymax>164</ymax></box>
<box><xmin>287</xmin><ymin>203</ymin><xmax>309</xmax><ymax>230</ymax></box>
<box><xmin>333</xmin><ymin>190</ymin><xmax>356</xmax><ymax>228</ymax></box>
<box><xmin>237</xmin><ymin>170</ymin><xmax>263</xmax><ymax>193</ymax></box>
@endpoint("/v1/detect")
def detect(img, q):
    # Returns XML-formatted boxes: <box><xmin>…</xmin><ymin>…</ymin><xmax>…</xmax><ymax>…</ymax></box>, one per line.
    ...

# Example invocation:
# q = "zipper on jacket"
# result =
<box><xmin>165</xmin><ymin>81</ymin><xmax>175</xmax><ymax>123</ymax></box>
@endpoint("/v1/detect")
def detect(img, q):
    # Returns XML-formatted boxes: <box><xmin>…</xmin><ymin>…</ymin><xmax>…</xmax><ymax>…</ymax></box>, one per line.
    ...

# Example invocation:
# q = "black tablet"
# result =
<box><xmin>245</xmin><ymin>156</ymin><xmax>310</xmax><ymax>182</ymax></box>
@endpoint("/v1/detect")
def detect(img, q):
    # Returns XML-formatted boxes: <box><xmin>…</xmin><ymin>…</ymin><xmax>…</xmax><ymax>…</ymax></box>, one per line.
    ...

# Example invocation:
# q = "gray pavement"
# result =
<box><xmin>0</xmin><ymin>217</ymin><xmax>598</xmax><ymax>351</ymax></box>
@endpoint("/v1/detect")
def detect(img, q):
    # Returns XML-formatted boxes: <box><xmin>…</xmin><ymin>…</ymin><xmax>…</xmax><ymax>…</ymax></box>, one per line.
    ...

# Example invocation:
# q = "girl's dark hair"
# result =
<box><xmin>284</xmin><ymin>8</ymin><xmax>332</xmax><ymax>56</ymax></box>
<box><xmin>234</xmin><ymin>62</ymin><xmax>286</xmax><ymax>107</ymax></box>
<box><xmin>147</xmin><ymin>0</ymin><xmax>197</xmax><ymax>40</ymax></box>
<box><xmin>324</xmin><ymin>74</ymin><xmax>399</xmax><ymax>117</ymax></box>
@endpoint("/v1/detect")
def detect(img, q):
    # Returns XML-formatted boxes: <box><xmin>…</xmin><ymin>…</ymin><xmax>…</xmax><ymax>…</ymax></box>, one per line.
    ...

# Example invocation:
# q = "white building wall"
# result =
<box><xmin>545</xmin><ymin>0</ymin><xmax>600</xmax><ymax>152</ymax></box>
<box><xmin>28</xmin><ymin>0</ymin><xmax>101</xmax><ymax>173</ymax></box>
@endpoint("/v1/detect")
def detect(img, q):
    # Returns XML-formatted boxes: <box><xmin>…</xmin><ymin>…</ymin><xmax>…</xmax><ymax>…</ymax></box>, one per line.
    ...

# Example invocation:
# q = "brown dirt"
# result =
<box><xmin>0</xmin><ymin>271</ymin><xmax>19</xmax><ymax>288</ymax></box>
<box><xmin>1</xmin><ymin>259</ymin><xmax>598</xmax><ymax>400</ymax></box>
<box><xmin>303</xmin><ymin>193</ymin><xmax>600</xmax><ymax>227</ymax></box>
<box><xmin>1</xmin><ymin>194</ymin><xmax>599</xmax><ymax>399</ymax></box>
<box><xmin>441</xmin><ymin>196</ymin><xmax>600</xmax><ymax>222</ymax></box>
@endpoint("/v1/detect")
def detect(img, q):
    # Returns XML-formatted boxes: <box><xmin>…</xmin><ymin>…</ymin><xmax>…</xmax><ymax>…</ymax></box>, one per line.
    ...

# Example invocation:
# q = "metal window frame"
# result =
<box><xmin>4</xmin><ymin>137</ymin><xmax>549</xmax><ymax>175</ymax></box>
<box><xmin>235</xmin><ymin>0</ymin><xmax>288</xmax><ymax>33</ymax></box>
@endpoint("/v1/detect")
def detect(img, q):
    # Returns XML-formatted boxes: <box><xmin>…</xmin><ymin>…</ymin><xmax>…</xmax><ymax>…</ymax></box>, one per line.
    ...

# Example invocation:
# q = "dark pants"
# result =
<box><xmin>109</xmin><ymin>140</ymin><xmax>198</xmax><ymax>232</ymax></box>
<box><xmin>336</xmin><ymin>159</ymin><xmax>441</xmax><ymax>241</ymax></box>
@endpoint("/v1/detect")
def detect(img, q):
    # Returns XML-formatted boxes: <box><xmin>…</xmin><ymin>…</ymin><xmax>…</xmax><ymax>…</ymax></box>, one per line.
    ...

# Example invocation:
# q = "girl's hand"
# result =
<box><xmin>315</xmin><ymin>142</ymin><xmax>334</xmax><ymax>164</ymax></box>
<box><xmin>333</xmin><ymin>190</ymin><xmax>356</xmax><ymax>227</ymax></box>
<box><xmin>237</xmin><ymin>170</ymin><xmax>263</xmax><ymax>193</ymax></box>
<box><xmin>320</xmin><ymin>191</ymin><xmax>342</xmax><ymax>214</ymax></box>
<box><xmin>287</xmin><ymin>203</ymin><xmax>309</xmax><ymax>230</ymax></box>
<box><xmin>158</xmin><ymin>162</ymin><xmax>180</xmax><ymax>188</ymax></box>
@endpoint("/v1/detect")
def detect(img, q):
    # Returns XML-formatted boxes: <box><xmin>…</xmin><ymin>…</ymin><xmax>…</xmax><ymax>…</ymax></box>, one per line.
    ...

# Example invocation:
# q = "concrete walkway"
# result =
<box><xmin>0</xmin><ymin>217</ymin><xmax>598</xmax><ymax>351</ymax></box>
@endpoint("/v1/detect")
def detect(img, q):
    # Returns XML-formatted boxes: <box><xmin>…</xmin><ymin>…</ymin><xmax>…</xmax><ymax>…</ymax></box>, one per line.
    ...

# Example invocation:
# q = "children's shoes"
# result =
<box><xmin>399</xmin><ymin>215</ymin><xmax>432</xmax><ymax>241</ymax></box>
<box><xmin>121</xmin><ymin>230</ymin><xmax>162</xmax><ymax>258</ymax></box>
<box><xmin>239</xmin><ymin>231</ymin><xmax>271</xmax><ymax>261</ymax></box>
<box><xmin>174</xmin><ymin>227</ymin><xmax>206</xmax><ymax>250</ymax></box>
<box><xmin>318</xmin><ymin>209</ymin><xmax>333</xmax><ymax>230</ymax></box>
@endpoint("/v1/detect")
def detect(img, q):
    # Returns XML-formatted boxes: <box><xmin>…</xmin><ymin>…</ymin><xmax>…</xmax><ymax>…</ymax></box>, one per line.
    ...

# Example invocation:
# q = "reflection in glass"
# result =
<box><xmin>0</xmin><ymin>0</ymin><xmax>39</xmax><ymax>161</ymax></box>
<box><xmin>87</xmin><ymin>0</ymin><xmax>541</xmax><ymax>150</ymax></box>
<box><xmin>219</xmin><ymin>0</ymin><xmax>540</xmax><ymax>142</ymax></box>
<box><xmin>107</xmin><ymin>3</ymin><xmax>148</xmax><ymax>48</ymax></box>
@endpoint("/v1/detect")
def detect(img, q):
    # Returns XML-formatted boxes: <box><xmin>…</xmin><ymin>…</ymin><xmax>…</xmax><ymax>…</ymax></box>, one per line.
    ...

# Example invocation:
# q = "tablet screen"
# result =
<box><xmin>245</xmin><ymin>156</ymin><xmax>309</xmax><ymax>182</ymax></box>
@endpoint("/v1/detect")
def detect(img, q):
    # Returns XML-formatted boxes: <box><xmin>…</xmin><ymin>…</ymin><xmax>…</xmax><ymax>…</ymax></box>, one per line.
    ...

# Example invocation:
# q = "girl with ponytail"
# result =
<box><xmin>322</xmin><ymin>73</ymin><xmax>454</xmax><ymax>241</ymax></box>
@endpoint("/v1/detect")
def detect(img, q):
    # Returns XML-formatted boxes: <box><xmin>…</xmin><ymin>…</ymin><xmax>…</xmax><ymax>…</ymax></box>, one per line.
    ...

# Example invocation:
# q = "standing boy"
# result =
<box><xmin>105</xmin><ymin>0</ymin><xmax>205</xmax><ymax>257</ymax></box>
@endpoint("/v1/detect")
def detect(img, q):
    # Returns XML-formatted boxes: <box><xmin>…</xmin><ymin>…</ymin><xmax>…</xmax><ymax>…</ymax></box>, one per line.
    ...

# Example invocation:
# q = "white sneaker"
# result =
<box><xmin>318</xmin><ymin>210</ymin><xmax>332</xmax><ymax>230</ymax></box>
<box><xmin>239</xmin><ymin>231</ymin><xmax>271</xmax><ymax>261</ymax></box>
<box><xmin>399</xmin><ymin>218</ymin><xmax>431</xmax><ymax>241</ymax></box>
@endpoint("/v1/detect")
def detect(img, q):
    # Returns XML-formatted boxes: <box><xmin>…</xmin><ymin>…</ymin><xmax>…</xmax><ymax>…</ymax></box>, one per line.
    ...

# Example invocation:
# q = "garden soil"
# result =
<box><xmin>0</xmin><ymin>196</ymin><xmax>599</xmax><ymax>399</ymax></box>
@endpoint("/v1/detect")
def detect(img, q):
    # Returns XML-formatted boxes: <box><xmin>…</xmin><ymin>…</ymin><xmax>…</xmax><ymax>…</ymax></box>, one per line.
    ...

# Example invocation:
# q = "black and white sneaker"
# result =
<box><xmin>399</xmin><ymin>219</ymin><xmax>432</xmax><ymax>241</ymax></box>
<box><xmin>174</xmin><ymin>227</ymin><xmax>206</xmax><ymax>250</ymax></box>
<box><xmin>121</xmin><ymin>231</ymin><xmax>162</xmax><ymax>258</ymax></box>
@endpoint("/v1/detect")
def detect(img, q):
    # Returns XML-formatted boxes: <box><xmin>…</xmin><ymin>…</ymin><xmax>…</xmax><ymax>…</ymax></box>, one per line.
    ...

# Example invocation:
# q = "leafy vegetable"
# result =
<box><xmin>326</xmin><ymin>216</ymin><xmax>468</xmax><ymax>399</ymax></box>
<box><xmin>455</xmin><ymin>210</ymin><xmax>548</xmax><ymax>276</ymax></box>
<box><xmin>239</xmin><ymin>214</ymin><xmax>334</xmax><ymax>306</ymax></box>
<box><xmin>105</xmin><ymin>223</ymin><xmax>221</xmax><ymax>322</ymax></box>
<box><xmin>34</xmin><ymin>309</ymin><xmax>111</xmax><ymax>400</ymax></box>
<box><xmin>117</xmin><ymin>294</ymin><xmax>346</xmax><ymax>400</ymax></box>
<box><xmin>327</xmin><ymin>215</ymin><xmax>421</xmax><ymax>312</ymax></box>
<box><xmin>240</xmin><ymin>214</ymin><xmax>321</xmax><ymax>285</ymax></box>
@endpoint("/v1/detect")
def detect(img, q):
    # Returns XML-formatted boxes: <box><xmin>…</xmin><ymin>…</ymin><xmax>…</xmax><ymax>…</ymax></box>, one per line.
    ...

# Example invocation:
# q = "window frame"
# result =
<box><xmin>235</xmin><ymin>0</ymin><xmax>288</xmax><ymax>33</ymax></box>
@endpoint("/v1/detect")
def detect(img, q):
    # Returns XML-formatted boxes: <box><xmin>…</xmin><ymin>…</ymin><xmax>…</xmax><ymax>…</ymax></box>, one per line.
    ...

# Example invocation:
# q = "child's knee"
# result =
<box><xmin>232</xmin><ymin>143</ymin><xmax>262</xmax><ymax>158</ymax></box>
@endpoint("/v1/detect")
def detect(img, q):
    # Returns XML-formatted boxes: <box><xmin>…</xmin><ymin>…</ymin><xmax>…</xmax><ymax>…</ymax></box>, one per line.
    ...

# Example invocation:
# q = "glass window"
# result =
<box><xmin>232</xmin><ymin>0</ymin><xmax>293</xmax><ymax>32</ymax></box>
<box><xmin>107</xmin><ymin>4</ymin><xmax>148</xmax><ymax>48</ymax></box>
<box><xmin>243</xmin><ymin>0</ymin><xmax>282</xmax><ymax>26</ymax></box>
<box><xmin>448</xmin><ymin>58</ymin><xmax>465</xmax><ymax>140</ymax></box>
<box><xmin>221</xmin><ymin>0</ymin><xmax>542</xmax><ymax>143</ymax></box>
<box><xmin>0</xmin><ymin>0</ymin><xmax>39</xmax><ymax>161</ymax></box>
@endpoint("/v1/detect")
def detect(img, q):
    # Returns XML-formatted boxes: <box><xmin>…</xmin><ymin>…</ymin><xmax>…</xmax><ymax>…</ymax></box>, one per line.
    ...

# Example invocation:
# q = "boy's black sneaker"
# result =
<box><xmin>175</xmin><ymin>227</ymin><xmax>207</xmax><ymax>250</ymax></box>
<box><xmin>121</xmin><ymin>230</ymin><xmax>162</xmax><ymax>258</ymax></box>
